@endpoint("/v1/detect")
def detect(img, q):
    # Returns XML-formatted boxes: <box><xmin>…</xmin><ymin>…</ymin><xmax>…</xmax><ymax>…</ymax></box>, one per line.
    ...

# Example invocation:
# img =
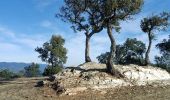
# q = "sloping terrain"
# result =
<box><xmin>1</xmin><ymin>62</ymin><xmax>170</xmax><ymax>100</ymax></box>
<box><xmin>0</xmin><ymin>77</ymin><xmax>170</xmax><ymax>100</ymax></box>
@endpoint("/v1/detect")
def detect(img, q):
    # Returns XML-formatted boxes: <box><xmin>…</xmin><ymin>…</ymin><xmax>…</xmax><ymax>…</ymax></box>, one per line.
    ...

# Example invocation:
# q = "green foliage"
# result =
<box><xmin>13</xmin><ymin>70</ymin><xmax>25</xmax><ymax>78</ymax></box>
<box><xmin>95</xmin><ymin>0</ymin><xmax>143</xmax><ymax>75</ymax></box>
<box><xmin>57</xmin><ymin>0</ymin><xmax>104</xmax><ymax>62</ymax></box>
<box><xmin>122</xmin><ymin>38</ymin><xmax>146</xmax><ymax>65</ymax></box>
<box><xmin>141</xmin><ymin>12</ymin><xmax>170</xmax><ymax>34</ymax></box>
<box><xmin>57</xmin><ymin>0</ymin><xmax>103</xmax><ymax>33</ymax></box>
<box><xmin>97</xmin><ymin>0</ymin><xmax>144</xmax><ymax>31</ymax></box>
<box><xmin>97</xmin><ymin>52</ymin><xmax>110</xmax><ymax>64</ymax></box>
<box><xmin>0</xmin><ymin>69</ymin><xmax>14</xmax><ymax>80</ymax></box>
<box><xmin>155</xmin><ymin>53</ymin><xmax>170</xmax><ymax>69</ymax></box>
<box><xmin>35</xmin><ymin>35</ymin><xmax>67</xmax><ymax>67</ymax></box>
<box><xmin>155</xmin><ymin>36</ymin><xmax>170</xmax><ymax>72</ymax></box>
<box><xmin>141</xmin><ymin>12</ymin><xmax>170</xmax><ymax>65</ymax></box>
<box><xmin>97</xmin><ymin>38</ymin><xmax>146</xmax><ymax>65</ymax></box>
<box><xmin>43</xmin><ymin>65</ymin><xmax>62</xmax><ymax>76</ymax></box>
<box><xmin>24</xmin><ymin>63</ymin><xmax>41</xmax><ymax>77</ymax></box>
<box><xmin>156</xmin><ymin>35</ymin><xmax>170</xmax><ymax>53</ymax></box>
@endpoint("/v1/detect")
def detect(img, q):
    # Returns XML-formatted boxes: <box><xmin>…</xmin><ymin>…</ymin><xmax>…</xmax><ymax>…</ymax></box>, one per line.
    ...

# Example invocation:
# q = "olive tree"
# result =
<box><xmin>95</xmin><ymin>0</ymin><xmax>144</xmax><ymax>76</ymax></box>
<box><xmin>57</xmin><ymin>0</ymin><xmax>103</xmax><ymax>62</ymax></box>
<box><xmin>141</xmin><ymin>12</ymin><xmax>170</xmax><ymax>65</ymax></box>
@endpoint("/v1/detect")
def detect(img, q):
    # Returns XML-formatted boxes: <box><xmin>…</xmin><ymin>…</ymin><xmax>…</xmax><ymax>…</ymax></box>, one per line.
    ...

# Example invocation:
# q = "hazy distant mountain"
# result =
<box><xmin>0</xmin><ymin>62</ymin><xmax>46</xmax><ymax>73</ymax></box>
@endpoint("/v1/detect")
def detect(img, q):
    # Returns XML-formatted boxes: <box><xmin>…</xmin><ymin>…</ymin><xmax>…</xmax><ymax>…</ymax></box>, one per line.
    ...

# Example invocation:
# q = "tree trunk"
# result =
<box><xmin>145</xmin><ymin>33</ymin><xmax>152</xmax><ymax>65</ymax></box>
<box><xmin>85</xmin><ymin>36</ymin><xmax>92</xmax><ymax>62</ymax></box>
<box><xmin>106</xmin><ymin>23</ymin><xmax>123</xmax><ymax>78</ymax></box>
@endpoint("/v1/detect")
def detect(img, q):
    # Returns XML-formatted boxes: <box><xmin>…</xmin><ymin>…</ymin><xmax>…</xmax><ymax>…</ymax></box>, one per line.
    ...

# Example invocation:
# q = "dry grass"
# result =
<box><xmin>0</xmin><ymin>77</ymin><xmax>170</xmax><ymax>100</ymax></box>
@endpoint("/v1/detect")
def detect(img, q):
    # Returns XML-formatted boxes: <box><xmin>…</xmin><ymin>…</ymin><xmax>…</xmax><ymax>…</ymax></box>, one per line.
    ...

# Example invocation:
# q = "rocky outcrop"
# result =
<box><xmin>116</xmin><ymin>65</ymin><xmax>170</xmax><ymax>85</ymax></box>
<box><xmin>42</xmin><ymin>62</ymin><xmax>170</xmax><ymax>95</ymax></box>
<box><xmin>78</xmin><ymin>62</ymin><xmax>106</xmax><ymax>70</ymax></box>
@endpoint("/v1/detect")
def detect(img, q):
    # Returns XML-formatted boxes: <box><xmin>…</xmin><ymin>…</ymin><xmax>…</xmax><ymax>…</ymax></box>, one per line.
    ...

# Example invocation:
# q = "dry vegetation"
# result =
<box><xmin>0</xmin><ymin>77</ymin><xmax>170</xmax><ymax>100</ymax></box>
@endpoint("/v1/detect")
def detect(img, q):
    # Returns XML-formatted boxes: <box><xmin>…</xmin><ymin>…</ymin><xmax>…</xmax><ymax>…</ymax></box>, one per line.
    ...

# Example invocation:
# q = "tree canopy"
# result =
<box><xmin>156</xmin><ymin>35</ymin><xmax>170</xmax><ymax>53</ymax></box>
<box><xmin>155</xmin><ymin>36</ymin><xmax>170</xmax><ymax>70</ymax></box>
<box><xmin>24</xmin><ymin>63</ymin><xmax>41</xmax><ymax>77</ymax></box>
<box><xmin>90</xmin><ymin>0</ymin><xmax>144</xmax><ymax>76</ymax></box>
<box><xmin>141</xmin><ymin>12</ymin><xmax>170</xmax><ymax>65</ymax></box>
<box><xmin>35</xmin><ymin>35</ymin><xmax>67</xmax><ymax>67</ymax></box>
<box><xmin>57</xmin><ymin>0</ymin><xmax>103</xmax><ymax>62</ymax></box>
<box><xmin>97</xmin><ymin>38</ymin><xmax>146</xmax><ymax>65</ymax></box>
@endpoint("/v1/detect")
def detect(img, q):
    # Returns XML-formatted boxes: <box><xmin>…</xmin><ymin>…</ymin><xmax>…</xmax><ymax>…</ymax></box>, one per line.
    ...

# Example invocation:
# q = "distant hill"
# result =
<box><xmin>0</xmin><ymin>62</ymin><xmax>46</xmax><ymax>73</ymax></box>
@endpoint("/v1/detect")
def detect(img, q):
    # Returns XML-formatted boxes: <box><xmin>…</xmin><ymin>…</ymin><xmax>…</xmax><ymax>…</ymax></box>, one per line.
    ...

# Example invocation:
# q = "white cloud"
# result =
<box><xmin>0</xmin><ymin>26</ymin><xmax>49</xmax><ymax>63</ymax></box>
<box><xmin>0</xmin><ymin>26</ymin><xmax>15</xmax><ymax>38</ymax></box>
<box><xmin>0</xmin><ymin>24</ymin><xmax>169</xmax><ymax>66</ymax></box>
<box><xmin>0</xmin><ymin>42</ymin><xmax>21</xmax><ymax>51</ymax></box>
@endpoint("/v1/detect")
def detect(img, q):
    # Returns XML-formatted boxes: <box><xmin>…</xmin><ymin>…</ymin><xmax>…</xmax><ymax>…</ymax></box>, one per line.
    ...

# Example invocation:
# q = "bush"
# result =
<box><xmin>155</xmin><ymin>36</ymin><xmax>170</xmax><ymax>72</ymax></box>
<box><xmin>0</xmin><ymin>69</ymin><xmax>15</xmax><ymax>80</ymax></box>
<box><xmin>24</xmin><ymin>63</ymin><xmax>41</xmax><ymax>77</ymax></box>
<box><xmin>43</xmin><ymin>65</ymin><xmax>62</xmax><ymax>76</ymax></box>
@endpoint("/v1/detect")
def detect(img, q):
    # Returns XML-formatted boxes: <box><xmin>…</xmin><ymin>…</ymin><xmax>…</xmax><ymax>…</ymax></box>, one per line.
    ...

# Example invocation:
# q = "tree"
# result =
<box><xmin>97</xmin><ymin>52</ymin><xmax>110</xmax><ymax>64</ymax></box>
<box><xmin>0</xmin><ymin>69</ymin><xmax>14</xmax><ymax>80</ymax></box>
<box><xmin>97</xmin><ymin>38</ymin><xmax>146</xmax><ymax>65</ymax></box>
<box><xmin>35</xmin><ymin>35</ymin><xmax>67</xmax><ymax>67</ymax></box>
<box><xmin>155</xmin><ymin>36</ymin><xmax>170</xmax><ymax>70</ymax></box>
<box><xmin>97</xmin><ymin>45</ymin><xmax>125</xmax><ymax>64</ymax></box>
<box><xmin>35</xmin><ymin>35</ymin><xmax>67</xmax><ymax>75</ymax></box>
<box><xmin>156</xmin><ymin>35</ymin><xmax>170</xmax><ymax>53</ymax></box>
<box><xmin>57</xmin><ymin>0</ymin><xmax>103</xmax><ymax>62</ymax></box>
<box><xmin>140</xmin><ymin>12</ymin><xmax>170</xmax><ymax>65</ymax></box>
<box><xmin>43</xmin><ymin>65</ymin><xmax>62</xmax><ymax>76</ymax></box>
<box><xmin>155</xmin><ymin>54</ymin><xmax>170</xmax><ymax>70</ymax></box>
<box><xmin>123</xmin><ymin>38</ymin><xmax>146</xmax><ymax>65</ymax></box>
<box><xmin>93</xmin><ymin>0</ymin><xmax>143</xmax><ymax>76</ymax></box>
<box><xmin>24</xmin><ymin>63</ymin><xmax>41</xmax><ymax>77</ymax></box>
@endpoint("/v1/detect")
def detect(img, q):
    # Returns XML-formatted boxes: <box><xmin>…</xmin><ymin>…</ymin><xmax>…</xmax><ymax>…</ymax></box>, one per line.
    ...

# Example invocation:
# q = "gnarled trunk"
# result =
<box><xmin>106</xmin><ymin>23</ymin><xmax>123</xmax><ymax>78</ymax></box>
<box><xmin>106</xmin><ymin>24</ymin><xmax>116</xmax><ymax>73</ymax></box>
<box><xmin>145</xmin><ymin>32</ymin><xmax>152</xmax><ymax>65</ymax></box>
<box><xmin>85</xmin><ymin>36</ymin><xmax>92</xmax><ymax>62</ymax></box>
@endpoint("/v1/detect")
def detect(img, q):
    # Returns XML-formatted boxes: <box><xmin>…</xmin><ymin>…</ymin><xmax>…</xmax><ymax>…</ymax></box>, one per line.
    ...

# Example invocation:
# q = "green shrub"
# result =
<box><xmin>12</xmin><ymin>70</ymin><xmax>25</xmax><ymax>78</ymax></box>
<box><xmin>0</xmin><ymin>69</ymin><xmax>15</xmax><ymax>80</ymax></box>
<box><xmin>24</xmin><ymin>63</ymin><xmax>41</xmax><ymax>77</ymax></box>
<box><xmin>43</xmin><ymin>65</ymin><xmax>62</xmax><ymax>76</ymax></box>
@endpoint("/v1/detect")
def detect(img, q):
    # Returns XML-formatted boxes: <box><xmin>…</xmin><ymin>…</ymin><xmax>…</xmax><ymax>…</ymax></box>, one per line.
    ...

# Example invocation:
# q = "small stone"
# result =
<box><xmin>49</xmin><ymin>75</ymin><xmax>58</xmax><ymax>81</ymax></box>
<box><xmin>67</xmin><ymin>92</ymin><xmax>77</xmax><ymax>95</ymax></box>
<box><xmin>36</xmin><ymin>80</ymin><xmax>48</xmax><ymax>87</ymax></box>
<box><xmin>100</xmin><ymin>91</ymin><xmax>107</xmax><ymax>94</ymax></box>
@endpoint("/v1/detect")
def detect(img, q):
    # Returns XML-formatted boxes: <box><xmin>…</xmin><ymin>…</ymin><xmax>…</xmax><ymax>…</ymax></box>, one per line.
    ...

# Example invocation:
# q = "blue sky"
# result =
<box><xmin>0</xmin><ymin>0</ymin><xmax>170</xmax><ymax>66</ymax></box>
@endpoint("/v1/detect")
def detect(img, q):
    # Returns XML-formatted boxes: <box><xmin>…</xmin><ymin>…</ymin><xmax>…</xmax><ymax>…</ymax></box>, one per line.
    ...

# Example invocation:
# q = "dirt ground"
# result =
<box><xmin>0</xmin><ymin>77</ymin><xmax>170</xmax><ymax>100</ymax></box>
